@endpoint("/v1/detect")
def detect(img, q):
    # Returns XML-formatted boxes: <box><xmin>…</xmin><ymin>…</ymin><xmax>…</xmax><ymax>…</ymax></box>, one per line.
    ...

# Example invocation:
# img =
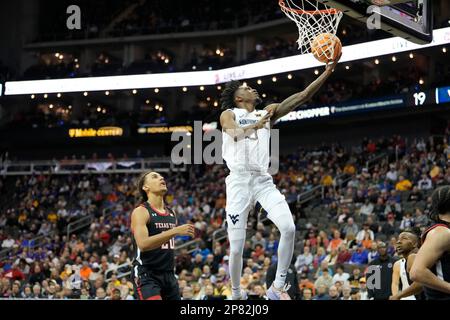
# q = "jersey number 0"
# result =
<box><xmin>161</xmin><ymin>238</ymin><xmax>175</xmax><ymax>250</ymax></box>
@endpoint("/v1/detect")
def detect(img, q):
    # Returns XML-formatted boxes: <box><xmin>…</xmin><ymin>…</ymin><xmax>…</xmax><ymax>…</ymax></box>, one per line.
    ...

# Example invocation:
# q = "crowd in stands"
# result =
<box><xmin>241</xmin><ymin>29</ymin><xmax>386</xmax><ymax>65</ymax></box>
<box><xmin>37</xmin><ymin>0</ymin><xmax>283</xmax><ymax>42</ymax></box>
<box><xmin>3</xmin><ymin>105</ymin><xmax>170</xmax><ymax>132</ymax></box>
<box><xmin>37</xmin><ymin>0</ymin><xmax>448</xmax><ymax>42</ymax></box>
<box><xmin>37</xmin><ymin>0</ymin><xmax>133</xmax><ymax>42</ymax></box>
<box><xmin>20</xmin><ymin>33</ymin><xmax>370</xmax><ymax>81</ymax></box>
<box><xmin>310</xmin><ymin>62</ymin><xmax>425</xmax><ymax>106</ymax></box>
<box><xmin>1</xmin><ymin>132</ymin><xmax>449</xmax><ymax>299</ymax></box>
<box><xmin>19</xmin><ymin>0</ymin><xmax>445</xmax><ymax>81</ymax></box>
<box><xmin>21</xmin><ymin>49</ymin><xmax>176</xmax><ymax>81</ymax></box>
<box><xmin>2</xmin><ymin>0</ymin><xmax>442</xmax><ymax>93</ymax></box>
<box><xmin>10</xmin><ymin>0</ymin><xmax>446</xmax><ymax>100</ymax></box>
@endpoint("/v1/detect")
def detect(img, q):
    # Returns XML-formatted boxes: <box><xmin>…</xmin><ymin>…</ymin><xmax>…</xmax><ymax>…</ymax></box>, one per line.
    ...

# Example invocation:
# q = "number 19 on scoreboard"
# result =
<box><xmin>410</xmin><ymin>86</ymin><xmax>449</xmax><ymax>107</ymax></box>
<box><xmin>413</xmin><ymin>92</ymin><xmax>427</xmax><ymax>106</ymax></box>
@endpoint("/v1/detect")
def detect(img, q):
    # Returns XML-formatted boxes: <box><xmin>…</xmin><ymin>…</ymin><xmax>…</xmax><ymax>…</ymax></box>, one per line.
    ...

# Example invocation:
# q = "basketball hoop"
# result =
<box><xmin>279</xmin><ymin>0</ymin><xmax>343</xmax><ymax>55</ymax></box>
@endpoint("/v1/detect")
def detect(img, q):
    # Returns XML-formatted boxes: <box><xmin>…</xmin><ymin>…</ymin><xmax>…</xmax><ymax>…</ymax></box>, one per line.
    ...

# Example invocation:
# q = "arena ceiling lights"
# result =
<box><xmin>4</xmin><ymin>27</ymin><xmax>450</xmax><ymax>96</ymax></box>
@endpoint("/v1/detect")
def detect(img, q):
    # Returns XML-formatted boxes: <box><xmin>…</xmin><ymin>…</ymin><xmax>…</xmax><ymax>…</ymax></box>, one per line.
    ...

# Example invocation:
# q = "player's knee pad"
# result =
<box><xmin>228</xmin><ymin>230</ymin><xmax>246</xmax><ymax>256</ymax></box>
<box><xmin>284</xmin><ymin>216</ymin><xmax>296</xmax><ymax>234</ymax></box>
<box><xmin>269</xmin><ymin>202</ymin><xmax>296</xmax><ymax>236</ymax></box>
<box><xmin>229</xmin><ymin>245</ymin><xmax>243</xmax><ymax>257</ymax></box>
<box><xmin>280</xmin><ymin>223</ymin><xmax>295</xmax><ymax>240</ymax></box>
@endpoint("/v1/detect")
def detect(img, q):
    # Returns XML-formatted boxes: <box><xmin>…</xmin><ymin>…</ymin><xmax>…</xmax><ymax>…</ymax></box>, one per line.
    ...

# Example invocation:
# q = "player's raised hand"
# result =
<box><xmin>326</xmin><ymin>50</ymin><xmax>342</xmax><ymax>72</ymax></box>
<box><xmin>255</xmin><ymin>110</ymin><xmax>273</xmax><ymax>129</ymax></box>
<box><xmin>175</xmin><ymin>224</ymin><xmax>196</xmax><ymax>238</ymax></box>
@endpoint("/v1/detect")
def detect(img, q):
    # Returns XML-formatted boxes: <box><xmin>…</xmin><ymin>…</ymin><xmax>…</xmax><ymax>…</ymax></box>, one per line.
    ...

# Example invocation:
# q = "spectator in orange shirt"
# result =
<box><xmin>429</xmin><ymin>164</ymin><xmax>440</xmax><ymax>180</ymax></box>
<box><xmin>361</xmin><ymin>233</ymin><xmax>373</xmax><ymax>250</ymax></box>
<box><xmin>327</xmin><ymin>230</ymin><xmax>343</xmax><ymax>253</ymax></box>
<box><xmin>343</xmin><ymin>163</ymin><xmax>356</xmax><ymax>175</ymax></box>
<box><xmin>299</xmin><ymin>273</ymin><xmax>315</xmax><ymax>296</ymax></box>
<box><xmin>321</xmin><ymin>172</ymin><xmax>333</xmax><ymax>187</ymax></box>
<box><xmin>47</xmin><ymin>212</ymin><xmax>58</xmax><ymax>223</ymax></box>
<box><xmin>395</xmin><ymin>176</ymin><xmax>412</xmax><ymax>191</ymax></box>
<box><xmin>80</xmin><ymin>261</ymin><xmax>92</xmax><ymax>281</ymax></box>
<box><xmin>251</xmin><ymin>244</ymin><xmax>265</xmax><ymax>260</ymax></box>
<box><xmin>107</xmin><ymin>192</ymin><xmax>118</xmax><ymax>203</ymax></box>
<box><xmin>18</xmin><ymin>212</ymin><xmax>27</xmax><ymax>223</ymax></box>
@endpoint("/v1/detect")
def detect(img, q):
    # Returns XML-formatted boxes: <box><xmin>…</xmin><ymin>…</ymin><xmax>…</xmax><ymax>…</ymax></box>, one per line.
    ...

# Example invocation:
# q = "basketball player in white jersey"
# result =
<box><xmin>219</xmin><ymin>54</ymin><xmax>341</xmax><ymax>300</ymax></box>
<box><xmin>390</xmin><ymin>228</ymin><xmax>423</xmax><ymax>300</ymax></box>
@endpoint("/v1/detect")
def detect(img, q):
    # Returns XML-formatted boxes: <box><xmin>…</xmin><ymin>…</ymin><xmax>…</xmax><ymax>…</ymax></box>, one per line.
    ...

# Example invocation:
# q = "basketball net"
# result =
<box><xmin>279</xmin><ymin>0</ymin><xmax>343</xmax><ymax>58</ymax></box>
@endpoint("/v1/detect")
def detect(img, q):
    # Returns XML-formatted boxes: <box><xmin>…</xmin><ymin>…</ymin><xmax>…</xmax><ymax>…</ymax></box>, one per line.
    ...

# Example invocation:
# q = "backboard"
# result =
<box><xmin>318</xmin><ymin>0</ymin><xmax>433</xmax><ymax>44</ymax></box>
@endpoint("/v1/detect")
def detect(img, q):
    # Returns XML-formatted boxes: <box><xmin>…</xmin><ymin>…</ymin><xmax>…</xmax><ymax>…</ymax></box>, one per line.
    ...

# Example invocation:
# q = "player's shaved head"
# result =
<box><xmin>396</xmin><ymin>227</ymin><xmax>420</xmax><ymax>256</ymax></box>
<box><xmin>402</xmin><ymin>227</ymin><xmax>421</xmax><ymax>245</ymax></box>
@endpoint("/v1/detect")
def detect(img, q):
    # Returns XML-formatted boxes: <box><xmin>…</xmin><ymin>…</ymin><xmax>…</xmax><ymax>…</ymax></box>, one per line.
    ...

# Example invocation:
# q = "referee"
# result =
<box><xmin>366</xmin><ymin>242</ymin><xmax>396</xmax><ymax>300</ymax></box>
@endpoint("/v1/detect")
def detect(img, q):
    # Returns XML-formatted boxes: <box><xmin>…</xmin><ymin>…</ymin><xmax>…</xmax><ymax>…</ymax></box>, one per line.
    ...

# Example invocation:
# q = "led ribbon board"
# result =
<box><xmin>278</xmin><ymin>84</ymin><xmax>450</xmax><ymax>123</ymax></box>
<box><xmin>4</xmin><ymin>27</ymin><xmax>450</xmax><ymax>96</ymax></box>
<box><xmin>137</xmin><ymin>125</ymin><xmax>193</xmax><ymax>134</ymax></box>
<box><xmin>69</xmin><ymin>127</ymin><xmax>123</xmax><ymax>138</ymax></box>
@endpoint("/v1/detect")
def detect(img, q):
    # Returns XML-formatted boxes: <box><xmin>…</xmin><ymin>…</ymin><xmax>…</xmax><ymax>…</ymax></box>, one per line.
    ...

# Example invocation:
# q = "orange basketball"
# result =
<box><xmin>311</xmin><ymin>33</ymin><xmax>342</xmax><ymax>64</ymax></box>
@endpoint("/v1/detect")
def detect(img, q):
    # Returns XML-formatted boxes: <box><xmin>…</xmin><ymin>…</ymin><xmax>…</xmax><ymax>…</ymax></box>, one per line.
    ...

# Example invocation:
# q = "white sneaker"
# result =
<box><xmin>232</xmin><ymin>289</ymin><xmax>248</xmax><ymax>300</ymax></box>
<box><xmin>266</xmin><ymin>284</ymin><xmax>292</xmax><ymax>300</ymax></box>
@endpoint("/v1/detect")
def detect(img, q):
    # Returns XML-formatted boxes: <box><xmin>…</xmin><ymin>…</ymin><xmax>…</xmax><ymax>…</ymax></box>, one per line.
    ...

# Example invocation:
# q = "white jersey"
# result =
<box><xmin>222</xmin><ymin>108</ymin><xmax>271</xmax><ymax>173</ymax></box>
<box><xmin>399</xmin><ymin>258</ymin><xmax>416</xmax><ymax>300</ymax></box>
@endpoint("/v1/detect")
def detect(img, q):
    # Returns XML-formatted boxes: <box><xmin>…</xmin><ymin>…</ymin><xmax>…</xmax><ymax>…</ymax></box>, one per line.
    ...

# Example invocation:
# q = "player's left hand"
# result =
<box><xmin>264</xmin><ymin>105</ymin><xmax>277</xmax><ymax>115</ymax></box>
<box><xmin>326</xmin><ymin>50</ymin><xmax>342</xmax><ymax>72</ymax></box>
<box><xmin>254</xmin><ymin>110</ymin><xmax>273</xmax><ymax>130</ymax></box>
<box><xmin>389</xmin><ymin>295</ymin><xmax>400</xmax><ymax>300</ymax></box>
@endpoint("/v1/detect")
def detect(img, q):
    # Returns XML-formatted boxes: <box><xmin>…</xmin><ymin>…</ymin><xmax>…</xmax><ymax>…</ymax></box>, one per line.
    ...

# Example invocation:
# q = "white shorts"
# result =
<box><xmin>225</xmin><ymin>172</ymin><xmax>286</xmax><ymax>232</ymax></box>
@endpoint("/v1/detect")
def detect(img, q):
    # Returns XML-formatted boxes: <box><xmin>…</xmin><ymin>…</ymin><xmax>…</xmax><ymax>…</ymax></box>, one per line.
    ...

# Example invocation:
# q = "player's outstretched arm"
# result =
<box><xmin>410</xmin><ymin>227</ymin><xmax>450</xmax><ymax>294</ymax></box>
<box><xmin>220</xmin><ymin>109</ymin><xmax>272</xmax><ymax>140</ymax></box>
<box><xmin>131</xmin><ymin>206</ymin><xmax>195</xmax><ymax>252</ymax></box>
<box><xmin>265</xmin><ymin>52</ymin><xmax>342</xmax><ymax>123</ymax></box>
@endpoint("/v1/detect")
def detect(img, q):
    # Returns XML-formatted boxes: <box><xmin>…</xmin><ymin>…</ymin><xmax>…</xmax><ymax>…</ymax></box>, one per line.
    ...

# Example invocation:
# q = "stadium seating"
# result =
<box><xmin>1</xmin><ymin>133</ymin><xmax>447</xmax><ymax>299</ymax></box>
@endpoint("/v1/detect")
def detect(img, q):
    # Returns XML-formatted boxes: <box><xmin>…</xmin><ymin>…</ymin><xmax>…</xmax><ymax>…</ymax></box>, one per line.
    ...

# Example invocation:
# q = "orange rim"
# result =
<box><xmin>279</xmin><ymin>0</ymin><xmax>341</xmax><ymax>15</ymax></box>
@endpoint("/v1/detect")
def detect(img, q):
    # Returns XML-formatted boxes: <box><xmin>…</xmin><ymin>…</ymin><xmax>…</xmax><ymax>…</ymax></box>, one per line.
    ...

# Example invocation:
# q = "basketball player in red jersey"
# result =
<box><xmin>410</xmin><ymin>186</ymin><xmax>450</xmax><ymax>300</ymax></box>
<box><xmin>130</xmin><ymin>171</ymin><xmax>195</xmax><ymax>300</ymax></box>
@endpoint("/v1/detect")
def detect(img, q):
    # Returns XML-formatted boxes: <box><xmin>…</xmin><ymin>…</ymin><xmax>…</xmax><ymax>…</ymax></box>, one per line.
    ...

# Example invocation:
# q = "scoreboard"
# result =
<box><xmin>436</xmin><ymin>86</ymin><xmax>450</xmax><ymax>105</ymax></box>
<box><xmin>407</xmin><ymin>89</ymin><xmax>435</xmax><ymax>107</ymax></box>
<box><xmin>408</xmin><ymin>86</ymin><xmax>450</xmax><ymax>107</ymax></box>
<box><xmin>280</xmin><ymin>84</ymin><xmax>450</xmax><ymax>124</ymax></box>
